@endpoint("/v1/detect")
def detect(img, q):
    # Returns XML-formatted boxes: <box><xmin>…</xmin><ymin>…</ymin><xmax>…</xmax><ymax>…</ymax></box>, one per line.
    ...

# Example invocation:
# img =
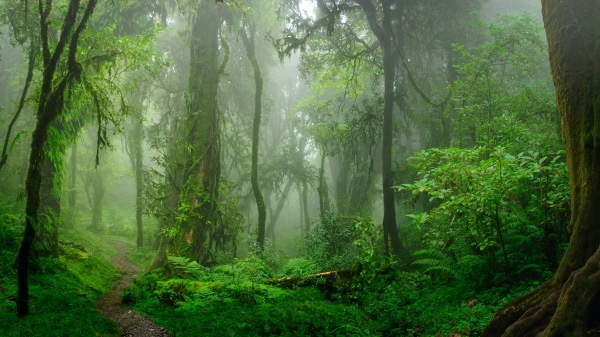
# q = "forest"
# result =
<box><xmin>0</xmin><ymin>0</ymin><xmax>599</xmax><ymax>336</ymax></box>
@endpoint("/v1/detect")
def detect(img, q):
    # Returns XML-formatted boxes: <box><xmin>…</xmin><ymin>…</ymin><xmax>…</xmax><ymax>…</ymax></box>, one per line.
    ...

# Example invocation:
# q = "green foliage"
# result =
<box><xmin>302</xmin><ymin>210</ymin><xmax>358</xmax><ymax>271</ymax></box>
<box><xmin>277</xmin><ymin>258</ymin><xmax>320</xmax><ymax>277</ymax></box>
<box><xmin>399</xmin><ymin>145</ymin><xmax>568</xmax><ymax>287</ymax></box>
<box><xmin>451</xmin><ymin>14</ymin><xmax>557</xmax><ymax>148</ymax></box>
<box><xmin>163</xmin><ymin>255</ymin><xmax>205</xmax><ymax>279</ymax></box>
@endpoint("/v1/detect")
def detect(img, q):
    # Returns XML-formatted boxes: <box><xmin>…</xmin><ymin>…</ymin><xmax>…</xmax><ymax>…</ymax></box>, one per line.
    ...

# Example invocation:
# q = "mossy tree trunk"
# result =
<box><xmin>183</xmin><ymin>0</ymin><xmax>221</xmax><ymax>264</ymax></box>
<box><xmin>17</xmin><ymin>0</ymin><xmax>97</xmax><ymax>317</ymax></box>
<box><xmin>34</xmin><ymin>153</ymin><xmax>60</xmax><ymax>258</ymax></box>
<box><xmin>482</xmin><ymin>1</ymin><xmax>600</xmax><ymax>336</ymax></box>
<box><xmin>240</xmin><ymin>20</ymin><xmax>267</xmax><ymax>251</ymax></box>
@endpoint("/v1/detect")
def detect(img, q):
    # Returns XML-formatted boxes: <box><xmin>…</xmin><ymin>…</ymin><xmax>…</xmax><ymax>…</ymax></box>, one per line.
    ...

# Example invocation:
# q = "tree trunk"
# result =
<box><xmin>125</xmin><ymin>119</ymin><xmax>144</xmax><ymax>248</ymax></box>
<box><xmin>89</xmin><ymin>169</ymin><xmax>104</xmax><ymax>231</ymax></box>
<box><xmin>329</xmin><ymin>154</ymin><xmax>350</xmax><ymax>214</ymax></box>
<box><xmin>356</xmin><ymin>0</ymin><xmax>404</xmax><ymax>258</ymax></box>
<box><xmin>185</xmin><ymin>0</ymin><xmax>221</xmax><ymax>264</ymax></box>
<box><xmin>317</xmin><ymin>149</ymin><xmax>330</xmax><ymax>218</ymax></box>
<box><xmin>301</xmin><ymin>180</ymin><xmax>311</xmax><ymax>233</ymax></box>
<box><xmin>483</xmin><ymin>1</ymin><xmax>600</xmax><ymax>336</ymax></box>
<box><xmin>67</xmin><ymin>142</ymin><xmax>77</xmax><ymax>226</ymax></box>
<box><xmin>240</xmin><ymin>21</ymin><xmax>267</xmax><ymax>251</ymax></box>
<box><xmin>134</xmin><ymin>127</ymin><xmax>143</xmax><ymax>248</ymax></box>
<box><xmin>34</xmin><ymin>155</ymin><xmax>60</xmax><ymax>258</ymax></box>
<box><xmin>17</xmin><ymin>0</ymin><xmax>97</xmax><ymax>317</ymax></box>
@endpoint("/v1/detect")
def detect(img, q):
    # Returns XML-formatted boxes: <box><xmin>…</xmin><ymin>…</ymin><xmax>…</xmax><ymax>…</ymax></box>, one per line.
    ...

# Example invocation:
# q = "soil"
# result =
<box><xmin>97</xmin><ymin>241</ymin><xmax>172</xmax><ymax>337</ymax></box>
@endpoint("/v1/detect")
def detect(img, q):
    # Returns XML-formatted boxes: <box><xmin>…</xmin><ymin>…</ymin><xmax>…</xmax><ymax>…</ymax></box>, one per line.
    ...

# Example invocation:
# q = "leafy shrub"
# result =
<box><xmin>302</xmin><ymin>209</ymin><xmax>358</xmax><ymax>271</ymax></box>
<box><xmin>399</xmin><ymin>146</ymin><xmax>568</xmax><ymax>287</ymax></box>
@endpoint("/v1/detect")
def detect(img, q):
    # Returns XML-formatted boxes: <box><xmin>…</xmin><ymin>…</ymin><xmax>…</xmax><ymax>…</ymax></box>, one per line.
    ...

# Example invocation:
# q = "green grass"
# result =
<box><xmin>0</xmin><ymin>228</ymin><xmax>120</xmax><ymax>337</ymax></box>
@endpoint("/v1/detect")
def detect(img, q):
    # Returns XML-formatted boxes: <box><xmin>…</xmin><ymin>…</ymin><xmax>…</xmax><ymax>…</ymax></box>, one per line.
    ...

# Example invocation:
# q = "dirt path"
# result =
<box><xmin>97</xmin><ymin>241</ymin><xmax>172</xmax><ymax>337</ymax></box>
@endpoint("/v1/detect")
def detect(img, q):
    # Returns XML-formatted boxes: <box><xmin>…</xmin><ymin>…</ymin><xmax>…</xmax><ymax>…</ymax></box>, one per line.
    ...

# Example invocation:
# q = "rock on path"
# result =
<box><xmin>97</xmin><ymin>241</ymin><xmax>171</xmax><ymax>337</ymax></box>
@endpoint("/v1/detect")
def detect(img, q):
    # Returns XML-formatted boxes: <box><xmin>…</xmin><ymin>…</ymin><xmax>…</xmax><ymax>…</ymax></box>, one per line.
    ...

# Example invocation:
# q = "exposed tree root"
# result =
<box><xmin>482</xmin><ymin>280</ymin><xmax>557</xmax><ymax>337</ymax></box>
<box><xmin>543</xmin><ymin>249</ymin><xmax>600</xmax><ymax>337</ymax></box>
<box><xmin>483</xmin><ymin>250</ymin><xmax>600</xmax><ymax>337</ymax></box>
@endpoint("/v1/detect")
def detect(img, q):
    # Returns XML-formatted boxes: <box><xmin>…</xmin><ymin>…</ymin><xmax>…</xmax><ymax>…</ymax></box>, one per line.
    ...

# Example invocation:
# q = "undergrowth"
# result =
<box><xmin>124</xmin><ymin>246</ymin><xmax>541</xmax><ymax>336</ymax></box>
<box><xmin>0</xmin><ymin>213</ymin><xmax>119</xmax><ymax>337</ymax></box>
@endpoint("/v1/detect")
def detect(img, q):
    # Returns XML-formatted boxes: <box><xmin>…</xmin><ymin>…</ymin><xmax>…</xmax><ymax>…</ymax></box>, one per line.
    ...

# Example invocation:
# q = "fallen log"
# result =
<box><xmin>266</xmin><ymin>269</ymin><xmax>358</xmax><ymax>289</ymax></box>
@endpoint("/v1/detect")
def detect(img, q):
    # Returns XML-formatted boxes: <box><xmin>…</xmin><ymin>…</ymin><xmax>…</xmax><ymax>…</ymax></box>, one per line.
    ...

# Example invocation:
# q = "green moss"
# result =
<box><xmin>0</xmin><ymin>229</ymin><xmax>119</xmax><ymax>336</ymax></box>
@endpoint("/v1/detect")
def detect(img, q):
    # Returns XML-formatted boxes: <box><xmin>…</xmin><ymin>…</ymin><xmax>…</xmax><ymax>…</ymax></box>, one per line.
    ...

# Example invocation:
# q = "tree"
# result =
<box><xmin>129</xmin><ymin>119</ymin><xmax>144</xmax><ymax>248</ymax></box>
<box><xmin>240</xmin><ymin>16</ymin><xmax>267</xmax><ymax>251</ymax></box>
<box><xmin>483</xmin><ymin>1</ymin><xmax>600</xmax><ymax>336</ymax></box>
<box><xmin>174</xmin><ymin>0</ymin><xmax>222</xmax><ymax>264</ymax></box>
<box><xmin>0</xmin><ymin>1</ymin><xmax>39</xmax><ymax>174</ymax></box>
<box><xmin>353</xmin><ymin>0</ymin><xmax>404</xmax><ymax>258</ymax></box>
<box><xmin>17</xmin><ymin>0</ymin><xmax>97</xmax><ymax>317</ymax></box>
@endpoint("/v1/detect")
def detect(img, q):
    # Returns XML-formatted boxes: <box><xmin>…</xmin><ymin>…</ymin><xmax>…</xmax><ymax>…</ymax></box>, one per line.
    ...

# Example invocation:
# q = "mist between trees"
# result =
<box><xmin>1</xmin><ymin>0</ymin><xmax>598</xmax><ymax>336</ymax></box>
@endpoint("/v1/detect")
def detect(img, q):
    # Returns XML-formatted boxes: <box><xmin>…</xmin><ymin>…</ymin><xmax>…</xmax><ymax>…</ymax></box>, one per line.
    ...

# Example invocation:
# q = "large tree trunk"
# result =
<box><xmin>483</xmin><ymin>1</ymin><xmax>600</xmax><ymax>336</ymax></box>
<box><xmin>34</xmin><ymin>155</ymin><xmax>60</xmax><ymax>258</ymax></box>
<box><xmin>184</xmin><ymin>0</ymin><xmax>221</xmax><ymax>264</ymax></box>
<box><xmin>240</xmin><ymin>21</ymin><xmax>267</xmax><ymax>251</ymax></box>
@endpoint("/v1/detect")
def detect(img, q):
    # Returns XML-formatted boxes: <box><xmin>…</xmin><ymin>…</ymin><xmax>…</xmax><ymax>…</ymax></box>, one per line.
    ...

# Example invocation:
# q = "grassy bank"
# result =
<box><xmin>0</xmin><ymin>226</ymin><xmax>119</xmax><ymax>336</ymax></box>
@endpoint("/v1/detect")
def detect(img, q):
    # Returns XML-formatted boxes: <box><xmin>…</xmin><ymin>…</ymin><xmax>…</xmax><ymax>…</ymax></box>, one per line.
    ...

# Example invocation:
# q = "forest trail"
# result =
<box><xmin>97</xmin><ymin>241</ymin><xmax>171</xmax><ymax>337</ymax></box>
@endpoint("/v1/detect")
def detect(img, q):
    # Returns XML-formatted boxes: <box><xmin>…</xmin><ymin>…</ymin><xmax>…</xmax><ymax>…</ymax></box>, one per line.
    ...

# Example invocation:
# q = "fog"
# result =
<box><xmin>0</xmin><ymin>0</ymin><xmax>553</xmax><ymax>263</ymax></box>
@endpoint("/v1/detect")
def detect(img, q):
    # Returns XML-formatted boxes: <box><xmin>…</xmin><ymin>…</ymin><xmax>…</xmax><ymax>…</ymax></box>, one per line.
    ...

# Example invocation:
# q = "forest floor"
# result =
<box><xmin>96</xmin><ymin>241</ymin><xmax>171</xmax><ymax>337</ymax></box>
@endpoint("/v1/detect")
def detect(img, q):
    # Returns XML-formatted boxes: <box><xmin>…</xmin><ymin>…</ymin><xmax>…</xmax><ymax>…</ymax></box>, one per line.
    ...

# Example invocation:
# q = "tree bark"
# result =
<box><xmin>34</xmin><ymin>153</ymin><xmax>60</xmax><ymax>258</ymax></box>
<box><xmin>185</xmin><ymin>0</ymin><xmax>221</xmax><ymax>264</ymax></box>
<box><xmin>483</xmin><ymin>1</ymin><xmax>600</xmax><ymax>336</ymax></box>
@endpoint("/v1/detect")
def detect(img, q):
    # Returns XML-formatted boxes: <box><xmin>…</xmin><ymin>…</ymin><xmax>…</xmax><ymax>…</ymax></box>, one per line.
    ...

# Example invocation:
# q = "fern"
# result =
<box><xmin>412</xmin><ymin>249</ymin><xmax>457</xmax><ymax>278</ymax></box>
<box><xmin>165</xmin><ymin>256</ymin><xmax>204</xmax><ymax>279</ymax></box>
